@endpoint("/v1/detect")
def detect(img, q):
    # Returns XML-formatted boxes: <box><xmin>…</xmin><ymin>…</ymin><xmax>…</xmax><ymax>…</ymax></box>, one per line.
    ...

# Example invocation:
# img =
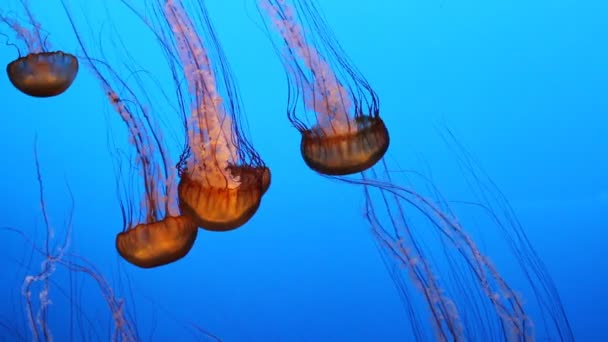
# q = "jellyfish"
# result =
<box><xmin>93</xmin><ymin>72</ymin><xmax>198</xmax><ymax>269</ymax></box>
<box><xmin>154</xmin><ymin>0</ymin><xmax>271</xmax><ymax>232</ymax></box>
<box><xmin>258</xmin><ymin>0</ymin><xmax>388</xmax><ymax>175</ymax></box>
<box><xmin>63</xmin><ymin>3</ymin><xmax>198</xmax><ymax>269</ymax></box>
<box><xmin>0</xmin><ymin>0</ymin><xmax>78</xmax><ymax>97</ymax></box>
<box><xmin>258</xmin><ymin>1</ymin><xmax>574</xmax><ymax>341</ymax></box>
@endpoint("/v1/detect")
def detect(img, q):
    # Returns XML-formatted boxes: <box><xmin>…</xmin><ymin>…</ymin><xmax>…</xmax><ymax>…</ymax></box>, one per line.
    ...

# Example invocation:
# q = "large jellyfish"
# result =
<box><xmin>63</xmin><ymin>3</ymin><xmax>198</xmax><ymax>269</ymax></box>
<box><xmin>0</xmin><ymin>0</ymin><xmax>78</xmax><ymax>97</ymax></box>
<box><xmin>258</xmin><ymin>1</ymin><xmax>574</xmax><ymax>341</ymax></box>
<box><xmin>149</xmin><ymin>0</ymin><xmax>271</xmax><ymax>232</ymax></box>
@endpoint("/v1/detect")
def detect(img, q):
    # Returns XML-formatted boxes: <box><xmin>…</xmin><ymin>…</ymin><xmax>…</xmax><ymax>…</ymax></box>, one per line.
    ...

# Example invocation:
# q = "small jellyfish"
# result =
<box><xmin>1</xmin><ymin>1</ymin><xmax>78</xmax><ymax>97</ymax></box>
<box><xmin>259</xmin><ymin>0</ymin><xmax>388</xmax><ymax>175</ymax></box>
<box><xmin>161</xmin><ymin>0</ymin><xmax>271</xmax><ymax>232</ymax></box>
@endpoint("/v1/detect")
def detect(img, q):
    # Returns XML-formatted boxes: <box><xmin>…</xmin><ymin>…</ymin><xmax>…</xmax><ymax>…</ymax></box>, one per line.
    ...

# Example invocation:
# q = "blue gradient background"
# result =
<box><xmin>0</xmin><ymin>0</ymin><xmax>606</xmax><ymax>340</ymax></box>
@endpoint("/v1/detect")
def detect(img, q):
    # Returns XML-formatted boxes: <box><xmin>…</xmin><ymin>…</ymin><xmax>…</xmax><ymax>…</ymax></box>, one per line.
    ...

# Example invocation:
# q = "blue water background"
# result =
<box><xmin>0</xmin><ymin>0</ymin><xmax>606</xmax><ymax>340</ymax></box>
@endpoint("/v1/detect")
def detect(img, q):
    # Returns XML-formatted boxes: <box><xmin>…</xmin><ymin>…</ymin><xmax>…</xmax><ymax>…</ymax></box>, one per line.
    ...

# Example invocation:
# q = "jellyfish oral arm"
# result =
<box><xmin>164</xmin><ymin>0</ymin><xmax>241</xmax><ymax>188</ymax></box>
<box><xmin>261</xmin><ymin>0</ymin><xmax>353</xmax><ymax>135</ymax></box>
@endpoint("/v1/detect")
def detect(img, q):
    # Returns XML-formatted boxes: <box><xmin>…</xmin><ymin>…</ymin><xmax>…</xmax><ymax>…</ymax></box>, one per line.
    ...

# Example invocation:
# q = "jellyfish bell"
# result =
<box><xmin>116</xmin><ymin>215</ymin><xmax>197</xmax><ymax>268</ymax></box>
<box><xmin>178</xmin><ymin>164</ymin><xmax>270</xmax><ymax>232</ymax></box>
<box><xmin>1</xmin><ymin>2</ymin><xmax>79</xmax><ymax>97</ymax></box>
<box><xmin>301</xmin><ymin>115</ymin><xmax>389</xmax><ymax>175</ymax></box>
<box><xmin>6</xmin><ymin>51</ymin><xmax>78</xmax><ymax>97</ymax></box>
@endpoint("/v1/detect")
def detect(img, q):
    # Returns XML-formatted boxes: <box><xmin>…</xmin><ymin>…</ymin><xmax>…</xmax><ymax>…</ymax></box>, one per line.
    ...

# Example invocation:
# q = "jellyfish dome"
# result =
<box><xmin>7</xmin><ymin>51</ymin><xmax>78</xmax><ymax>97</ymax></box>
<box><xmin>116</xmin><ymin>216</ymin><xmax>198</xmax><ymax>269</ymax></box>
<box><xmin>178</xmin><ymin>165</ymin><xmax>271</xmax><ymax>232</ymax></box>
<box><xmin>301</xmin><ymin>115</ymin><xmax>389</xmax><ymax>175</ymax></box>
<box><xmin>1</xmin><ymin>0</ymin><xmax>80</xmax><ymax>98</ymax></box>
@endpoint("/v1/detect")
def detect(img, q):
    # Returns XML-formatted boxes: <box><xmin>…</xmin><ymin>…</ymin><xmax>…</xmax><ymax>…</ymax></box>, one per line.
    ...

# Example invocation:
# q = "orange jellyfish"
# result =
<box><xmin>259</xmin><ymin>1</ymin><xmax>574</xmax><ymax>341</ymax></box>
<box><xmin>160</xmin><ymin>0</ymin><xmax>271</xmax><ymax>232</ymax></box>
<box><xmin>102</xmin><ymin>80</ymin><xmax>197</xmax><ymax>269</ymax></box>
<box><xmin>259</xmin><ymin>0</ymin><xmax>388</xmax><ymax>175</ymax></box>
<box><xmin>95</xmin><ymin>77</ymin><xmax>197</xmax><ymax>268</ymax></box>
<box><xmin>0</xmin><ymin>1</ymin><xmax>78</xmax><ymax>97</ymax></box>
<box><xmin>63</xmin><ymin>7</ymin><xmax>198</xmax><ymax>268</ymax></box>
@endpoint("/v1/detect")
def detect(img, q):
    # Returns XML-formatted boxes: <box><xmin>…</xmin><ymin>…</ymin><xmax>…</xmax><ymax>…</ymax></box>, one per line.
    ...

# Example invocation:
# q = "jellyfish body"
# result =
<box><xmin>163</xmin><ymin>0</ymin><xmax>270</xmax><ymax>231</ymax></box>
<box><xmin>116</xmin><ymin>215</ymin><xmax>197</xmax><ymax>268</ymax></box>
<box><xmin>1</xmin><ymin>5</ymin><xmax>78</xmax><ymax>97</ymax></box>
<box><xmin>178</xmin><ymin>166</ymin><xmax>271</xmax><ymax>231</ymax></box>
<box><xmin>260</xmin><ymin>0</ymin><xmax>388</xmax><ymax>175</ymax></box>
<box><xmin>301</xmin><ymin>115</ymin><xmax>389</xmax><ymax>175</ymax></box>
<box><xmin>7</xmin><ymin>51</ymin><xmax>78</xmax><ymax>97</ymax></box>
